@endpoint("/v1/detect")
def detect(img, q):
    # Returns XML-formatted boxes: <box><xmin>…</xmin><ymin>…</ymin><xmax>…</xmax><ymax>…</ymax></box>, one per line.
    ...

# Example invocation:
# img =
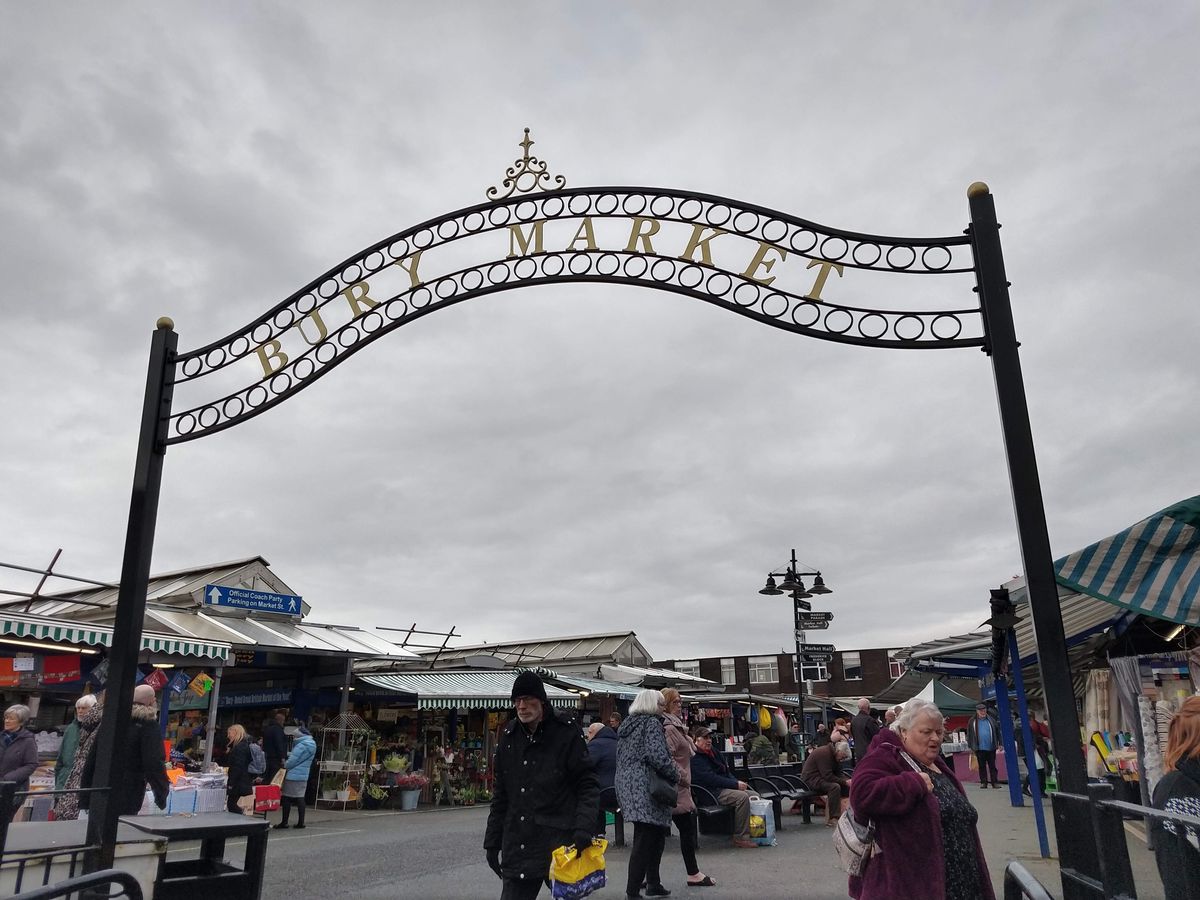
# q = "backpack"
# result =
<box><xmin>248</xmin><ymin>741</ymin><xmax>266</xmax><ymax>775</ymax></box>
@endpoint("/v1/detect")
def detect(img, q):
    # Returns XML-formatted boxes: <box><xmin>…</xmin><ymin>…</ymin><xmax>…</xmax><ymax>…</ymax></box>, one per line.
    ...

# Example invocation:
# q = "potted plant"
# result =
<box><xmin>394</xmin><ymin>771</ymin><xmax>429</xmax><ymax>810</ymax></box>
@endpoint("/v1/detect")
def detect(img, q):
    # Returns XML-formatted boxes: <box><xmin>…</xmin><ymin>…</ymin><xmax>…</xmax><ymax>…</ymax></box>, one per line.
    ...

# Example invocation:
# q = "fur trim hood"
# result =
<box><xmin>130</xmin><ymin>704</ymin><xmax>159</xmax><ymax>723</ymax></box>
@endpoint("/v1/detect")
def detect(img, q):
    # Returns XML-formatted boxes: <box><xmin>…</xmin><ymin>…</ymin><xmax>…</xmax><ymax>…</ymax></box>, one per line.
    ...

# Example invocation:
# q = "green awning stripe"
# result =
<box><xmin>0</xmin><ymin>617</ymin><xmax>229</xmax><ymax>662</ymax></box>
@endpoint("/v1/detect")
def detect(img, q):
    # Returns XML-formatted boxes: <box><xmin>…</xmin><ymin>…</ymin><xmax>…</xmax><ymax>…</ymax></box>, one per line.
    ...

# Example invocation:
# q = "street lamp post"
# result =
<box><xmin>759</xmin><ymin>549</ymin><xmax>832</xmax><ymax>750</ymax></box>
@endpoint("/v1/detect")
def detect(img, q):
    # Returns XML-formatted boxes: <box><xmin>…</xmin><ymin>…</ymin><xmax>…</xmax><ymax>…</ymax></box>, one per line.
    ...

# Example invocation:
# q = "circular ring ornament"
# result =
<box><xmin>222</xmin><ymin>397</ymin><xmax>245</xmax><ymax>419</ymax></box>
<box><xmin>706</xmin><ymin>271</ymin><xmax>733</xmax><ymax>296</ymax></box>
<box><xmin>461</xmin><ymin>268</ymin><xmax>485</xmax><ymax>292</ymax></box>
<box><xmin>622</xmin><ymin>255</ymin><xmax>648</xmax><ymax>279</ymax></box>
<box><xmin>488</xmin><ymin>206</ymin><xmax>511</xmax><ymax>226</ymax></box>
<box><xmin>820</xmin><ymin>237</ymin><xmax>849</xmax><ymax>261</ymax></box>
<box><xmin>385</xmin><ymin>297</ymin><xmax>409</xmax><ymax>321</ymax></box>
<box><xmin>792</xmin><ymin>301</ymin><xmax>821</xmax><ymax>328</ymax></box>
<box><xmin>175</xmin><ymin>413</ymin><xmax>196</xmax><ymax>436</ymax></box>
<box><xmin>486</xmin><ymin>263</ymin><xmax>512</xmax><ymax>285</ymax></box>
<box><xmin>318</xmin><ymin>279</ymin><xmax>340</xmax><ymax>299</ymax></box>
<box><xmin>540</xmin><ymin>254</ymin><xmax>566</xmax><ymax>278</ymax></box>
<box><xmin>761</xmin><ymin>292</ymin><xmax>789</xmax><ymax>318</ymax></box>
<box><xmin>678</xmin><ymin>199</ymin><xmax>704</xmax><ymax>221</ymax></box>
<box><xmin>293</xmin><ymin>357</ymin><xmax>316</xmax><ymax>380</ymax></box>
<box><xmin>921</xmin><ymin>245</ymin><xmax>953</xmax><ymax>271</ymax></box>
<box><xmin>621</xmin><ymin>194</ymin><xmax>647</xmax><ymax>216</ymax></box>
<box><xmin>343</xmin><ymin>263</ymin><xmax>362</xmax><ymax>283</ymax></box>
<box><xmin>361</xmin><ymin>311</ymin><xmax>384</xmax><ymax>334</ymax></box>
<box><xmin>824</xmin><ymin>308</ymin><xmax>854</xmax><ymax>334</ymax></box>
<box><xmin>463</xmin><ymin>212</ymin><xmax>486</xmax><ymax>233</ymax></box>
<box><xmin>436</xmin><ymin>277</ymin><xmax>459</xmax><ymax>299</ymax></box>
<box><xmin>650</xmin><ymin>259</ymin><xmax>676</xmax><ymax>282</ymax></box>
<box><xmin>733</xmin><ymin>282</ymin><xmax>761</xmax><ymax>308</ymax></box>
<box><xmin>199</xmin><ymin>406</ymin><xmax>220</xmax><ymax>429</ymax></box>
<box><xmin>733</xmin><ymin>211</ymin><xmax>760</xmax><ymax>235</ymax></box>
<box><xmin>337</xmin><ymin>325</ymin><xmax>360</xmax><ymax>349</ymax></box>
<box><xmin>205</xmin><ymin>348</ymin><xmax>226</xmax><ymax>369</ymax></box>
<box><xmin>568</xmin><ymin>194</ymin><xmax>592</xmax><ymax>215</ymax></box>
<box><xmin>705</xmin><ymin>204</ymin><xmax>732</xmax><ymax>227</ymax></box>
<box><xmin>886</xmin><ymin>245</ymin><xmax>917</xmax><ymax>270</ymax></box>
<box><xmin>650</xmin><ymin>195</ymin><xmax>676</xmax><ymax>218</ymax></box>
<box><xmin>762</xmin><ymin>219</ymin><xmax>787</xmax><ymax>243</ymax></box>
<box><xmin>852</xmin><ymin>243</ymin><xmax>883</xmax><ymax>267</ymax></box>
<box><xmin>596</xmin><ymin>194</ymin><xmax>619</xmax><ymax>215</ymax></box>
<box><xmin>437</xmin><ymin>220</ymin><xmax>459</xmax><ymax>241</ymax></box>
<box><xmin>894</xmin><ymin>314</ymin><xmax>925</xmax><ymax>341</ymax></box>
<box><xmin>858</xmin><ymin>313</ymin><xmax>888</xmax><ymax>339</ymax></box>
<box><xmin>597</xmin><ymin>253</ymin><xmax>621</xmax><ymax>277</ymax></box>
<box><xmin>568</xmin><ymin>253</ymin><xmax>592</xmax><ymax>275</ymax></box>
<box><xmin>512</xmin><ymin>258</ymin><xmax>538</xmax><ymax>280</ymax></box>
<box><xmin>247</xmin><ymin>385</ymin><xmax>269</xmax><ymax>409</ymax></box>
<box><xmin>541</xmin><ymin>196</ymin><xmax>564</xmax><ymax>218</ymax></box>
<box><xmin>315</xmin><ymin>342</ymin><xmax>337</xmax><ymax>365</ymax></box>
<box><xmin>790</xmin><ymin>230</ymin><xmax>818</xmax><ymax>254</ymax></box>
<box><xmin>930</xmin><ymin>314</ymin><xmax>963</xmax><ymax>341</ymax></box>
<box><xmin>678</xmin><ymin>265</ymin><xmax>704</xmax><ymax>289</ymax></box>
<box><xmin>270</xmin><ymin>372</ymin><xmax>293</xmax><ymax>395</ymax></box>
<box><xmin>251</xmin><ymin>322</ymin><xmax>273</xmax><ymax>344</ymax></box>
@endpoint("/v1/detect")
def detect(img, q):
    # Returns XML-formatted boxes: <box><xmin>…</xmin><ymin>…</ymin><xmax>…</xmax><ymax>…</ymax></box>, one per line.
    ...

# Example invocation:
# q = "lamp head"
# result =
<box><xmin>808</xmin><ymin>574</ymin><xmax>832</xmax><ymax>595</ymax></box>
<box><xmin>759</xmin><ymin>576</ymin><xmax>783</xmax><ymax>596</ymax></box>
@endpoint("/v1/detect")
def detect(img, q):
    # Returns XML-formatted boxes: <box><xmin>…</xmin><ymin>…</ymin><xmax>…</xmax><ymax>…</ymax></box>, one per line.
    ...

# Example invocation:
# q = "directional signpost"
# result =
<box><xmin>796</xmin><ymin>611</ymin><xmax>833</xmax><ymax>630</ymax></box>
<box><xmin>204</xmin><ymin>584</ymin><xmax>302</xmax><ymax>617</ymax></box>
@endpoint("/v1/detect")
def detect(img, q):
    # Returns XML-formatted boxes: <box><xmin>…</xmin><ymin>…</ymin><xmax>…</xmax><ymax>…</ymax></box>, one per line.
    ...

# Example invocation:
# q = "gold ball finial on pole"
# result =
<box><xmin>156</xmin><ymin>317</ymin><xmax>175</xmax><ymax>331</ymax></box>
<box><xmin>967</xmin><ymin>181</ymin><xmax>991</xmax><ymax>198</ymax></box>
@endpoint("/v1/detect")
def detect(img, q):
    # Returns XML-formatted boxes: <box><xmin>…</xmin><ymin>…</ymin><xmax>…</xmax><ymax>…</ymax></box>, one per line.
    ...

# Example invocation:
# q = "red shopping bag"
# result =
<box><xmin>253</xmin><ymin>784</ymin><xmax>281</xmax><ymax>814</ymax></box>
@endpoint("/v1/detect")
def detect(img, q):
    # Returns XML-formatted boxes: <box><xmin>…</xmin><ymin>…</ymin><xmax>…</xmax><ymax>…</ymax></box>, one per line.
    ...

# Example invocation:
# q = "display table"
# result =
<box><xmin>119</xmin><ymin>812</ymin><xmax>269</xmax><ymax>900</ymax></box>
<box><xmin>1</xmin><ymin>820</ymin><xmax>164</xmax><ymax>898</ymax></box>
<box><xmin>949</xmin><ymin>747</ymin><xmax>1011</xmax><ymax>784</ymax></box>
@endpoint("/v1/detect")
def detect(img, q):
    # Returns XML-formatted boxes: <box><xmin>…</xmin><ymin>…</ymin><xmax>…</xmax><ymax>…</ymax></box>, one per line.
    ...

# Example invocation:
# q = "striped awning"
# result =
<box><xmin>1055</xmin><ymin>496</ymin><xmax>1200</xmax><ymax>626</ymax></box>
<box><xmin>0</xmin><ymin>612</ymin><xmax>231</xmax><ymax>662</ymax></box>
<box><xmin>358</xmin><ymin>671</ymin><xmax>580</xmax><ymax>710</ymax></box>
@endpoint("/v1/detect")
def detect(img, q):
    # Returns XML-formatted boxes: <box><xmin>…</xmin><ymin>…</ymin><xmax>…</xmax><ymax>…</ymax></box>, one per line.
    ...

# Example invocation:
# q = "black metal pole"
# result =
<box><xmin>967</xmin><ymin>184</ymin><xmax>1091</xmax><ymax>897</ymax></box>
<box><xmin>84</xmin><ymin>318</ymin><xmax>177</xmax><ymax>872</ymax></box>
<box><xmin>790</xmin><ymin>550</ymin><xmax>806</xmax><ymax>742</ymax></box>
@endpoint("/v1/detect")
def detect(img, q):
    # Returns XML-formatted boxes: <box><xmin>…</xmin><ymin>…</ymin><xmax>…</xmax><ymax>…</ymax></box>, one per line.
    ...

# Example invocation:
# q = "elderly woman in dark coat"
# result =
<box><xmin>1</xmin><ymin>705</ymin><xmax>40</xmax><ymax>817</ymax></box>
<box><xmin>81</xmin><ymin>685</ymin><xmax>170</xmax><ymax>816</ymax></box>
<box><xmin>616</xmin><ymin>688</ymin><xmax>678</xmax><ymax>900</ymax></box>
<box><xmin>848</xmin><ymin>698</ymin><xmax>994</xmax><ymax>900</ymax></box>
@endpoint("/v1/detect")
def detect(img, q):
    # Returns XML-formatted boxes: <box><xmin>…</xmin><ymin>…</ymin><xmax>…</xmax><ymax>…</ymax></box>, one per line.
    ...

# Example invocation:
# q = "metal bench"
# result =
<box><xmin>597</xmin><ymin>786</ymin><xmax>625</xmax><ymax>848</ymax></box>
<box><xmin>689</xmin><ymin>785</ymin><xmax>735</xmax><ymax>837</ymax></box>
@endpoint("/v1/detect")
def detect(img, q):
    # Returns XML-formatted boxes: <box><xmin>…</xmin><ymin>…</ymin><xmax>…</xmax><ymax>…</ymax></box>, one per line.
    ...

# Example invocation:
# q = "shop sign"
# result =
<box><xmin>12</xmin><ymin>655</ymin><xmax>35</xmax><ymax>672</ymax></box>
<box><xmin>204</xmin><ymin>584</ymin><xmax>302</xmax><ymax>616</ymax></box>
<box><xmin>41</xmin><ymin>654</ymin><xmax>82</xmax><ymax>685</ymax></box>
<box><xmin>217</xmin><ymin>688</ymin><xmax>293</xmax><ymax>709</ymax></box>
<box><xmin>376</xmin><ymin>708</ymin><xmax>400</xmax><ymax>723</ymax></box>
<box><xmin>701</xmin><ymin>708</ymin><xmax>731</xmax><ymax>718</ymax></box>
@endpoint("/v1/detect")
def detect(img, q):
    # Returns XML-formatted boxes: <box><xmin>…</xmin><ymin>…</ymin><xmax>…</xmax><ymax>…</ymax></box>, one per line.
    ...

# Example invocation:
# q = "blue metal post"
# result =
<box><xmin>1009</xmin><ymin>628</ymin><xmax>1050</xmax><ymax>858</ymax></box>
<box><xmin>993</xmin><ymin>675</ymin><xmax>1023</xmax><ymax>807</ymax></box>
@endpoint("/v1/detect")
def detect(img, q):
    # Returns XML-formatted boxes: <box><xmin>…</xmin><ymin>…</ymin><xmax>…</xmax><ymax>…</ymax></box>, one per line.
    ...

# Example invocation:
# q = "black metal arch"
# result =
<box><xmin>167</xmin><ymin>186</ymin><xmax>983</xmax><ymax>445</ymax></box>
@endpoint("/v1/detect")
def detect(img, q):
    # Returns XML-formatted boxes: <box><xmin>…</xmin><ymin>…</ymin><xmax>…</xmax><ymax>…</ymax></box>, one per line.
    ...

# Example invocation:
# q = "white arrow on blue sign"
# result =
<box><xmin>204</xmin><ymin>584</ymin><xmax>302</xmax><ymax>617</ymax></box>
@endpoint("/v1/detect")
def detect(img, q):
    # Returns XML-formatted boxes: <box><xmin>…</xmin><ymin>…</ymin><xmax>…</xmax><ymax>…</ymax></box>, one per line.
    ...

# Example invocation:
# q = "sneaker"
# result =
<box><xmin>731</xmin><ymin>838</ymin><xmax>758</xmax><ymax>849</ymax></box>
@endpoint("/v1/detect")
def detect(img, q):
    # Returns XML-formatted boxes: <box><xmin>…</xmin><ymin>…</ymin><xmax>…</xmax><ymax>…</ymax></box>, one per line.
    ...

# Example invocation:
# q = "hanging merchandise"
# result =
<box><xmin>41</xmin><ymin>654</ymin><xmax>82</xmax><ymax>685</ymax></box>
<box><xmin>188</xmin><ymin>672</ymin><xmax>215</xmax><ymax>696</ymax></box>
<box><xmin>143</xmin><ymin>668</ymin><xmax>169</xmax><ymax>691</ymax></box>
<box><xmin>167</xmin><ymin>670</ymin><xmax>192</xmax><ymax>695</ymax></box>
<box><xmin>0</xmin><ymin>659</ymin><xmax>19</xmax><ymax>689</ymax></box>
<box><xmin>771</xmin><ymin>708</ymin><xmax>789</xmax><ymax>737</ymax></box>
<box><xmin>758</xmin><ymin>706</ymin><xmax>773</xmax><ymax>731</ymax></box>
<box><xmin>745</xmin><ymin>704</ymin><xmax>759</xmax><ymax>725</ymax></box>
<box><xmin>88</xmin><ymin>657</ymin><xmax>110</xmax><ymax>686</ymax></box>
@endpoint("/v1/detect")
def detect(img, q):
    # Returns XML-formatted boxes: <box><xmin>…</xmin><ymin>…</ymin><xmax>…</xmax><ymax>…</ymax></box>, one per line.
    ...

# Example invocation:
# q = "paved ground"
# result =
<box><xmin>163</xmin><ymin>789</ymin><xmax>1167</xmax><ymax>899</ymax></box>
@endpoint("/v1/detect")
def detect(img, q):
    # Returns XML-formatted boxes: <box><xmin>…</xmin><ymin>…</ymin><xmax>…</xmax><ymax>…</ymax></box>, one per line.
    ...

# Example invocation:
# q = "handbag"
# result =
<box><xmin>832</xmin><ymin>750</ymin><xmax>925</xmax><ymax>875</ymax></box>
<box><xmin>646</xmin><ymin>764</ymin><xmax>677</xmax><ymax>806</ymax></box>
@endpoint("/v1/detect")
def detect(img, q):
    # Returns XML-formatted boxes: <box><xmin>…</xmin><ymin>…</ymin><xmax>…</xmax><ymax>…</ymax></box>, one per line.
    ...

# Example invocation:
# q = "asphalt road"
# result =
<box><xmin>192</xmin><ymin>804</ymin><xmax>858</xmax><ymax>900</ymax></box>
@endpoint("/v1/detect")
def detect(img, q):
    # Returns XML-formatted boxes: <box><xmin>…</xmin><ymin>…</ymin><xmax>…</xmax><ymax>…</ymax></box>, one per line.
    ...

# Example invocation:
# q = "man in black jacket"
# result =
<box><xmin>849</xmin><ymin>698</ymin><xmax>880</xmax><ymax>762</ymax></box>
<box><xmin>484</xmin><ymin>672</ymin><xmax>598</xmax><ymax>899</ymax></box>
<box><xmin>263</xmin><ymin>711</ymin><xmax>288</xmax><ymax>784</ymax></box>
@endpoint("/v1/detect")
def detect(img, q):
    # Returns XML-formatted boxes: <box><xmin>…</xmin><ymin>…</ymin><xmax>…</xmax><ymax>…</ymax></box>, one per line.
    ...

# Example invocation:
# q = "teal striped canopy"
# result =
<box><xmin>1055</xmin><ymin>496</ymin><xmax>1200</xmax><ymax>625</ymax></box>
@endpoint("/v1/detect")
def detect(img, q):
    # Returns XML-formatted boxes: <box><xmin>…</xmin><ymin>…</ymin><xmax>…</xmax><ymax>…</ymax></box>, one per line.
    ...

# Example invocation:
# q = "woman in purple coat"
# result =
<box><xmin>848</xmin><ymin>698</ymin><xmax>994</xmax><ymax>900</ymax></box>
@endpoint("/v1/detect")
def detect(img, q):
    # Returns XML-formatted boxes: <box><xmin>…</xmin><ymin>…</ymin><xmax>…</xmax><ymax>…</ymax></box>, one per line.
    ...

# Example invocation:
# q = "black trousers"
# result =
<box><xmin>627</xmin><ymin>822</ymin><xmax>668</xmax><ymax>895</ymax></box>
<box><xmin>975</xmin><ymin>749</ymin><xmax>999</xmax><ymax>785</ymax></box>
<box><xmin>279</xmin><ymin>795</ymin><xmax>306</xmax><ymax>825</ymax></box>
<box><xmin>672</xmin><ymin>811</ymin><xmax>700</xmax><ymax>877</ymax></box>
<box><xmin>499</xmin><ymin>876</ymin><xmax>545</xmax><ymax>900</ymax></box>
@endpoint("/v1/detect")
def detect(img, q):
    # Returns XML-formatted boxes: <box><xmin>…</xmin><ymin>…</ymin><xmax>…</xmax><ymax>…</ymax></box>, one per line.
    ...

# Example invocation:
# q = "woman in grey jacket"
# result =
<box><xmin>1</xmin><ymin>705</ymin><xmax>39</xmax><ymax>817</ymax></box>
<box><xmin>616</xmin><ymin>689</ymin><xmax>678</xmax><ymax>899</ymax></box>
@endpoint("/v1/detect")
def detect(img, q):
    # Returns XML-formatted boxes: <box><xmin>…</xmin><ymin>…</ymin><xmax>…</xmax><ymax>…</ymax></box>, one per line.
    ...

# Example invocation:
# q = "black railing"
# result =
<box><xmin>0</xmin><ymin>781</ymin><xmax>116</xmax><ymax>898</ymax></box>
<box><xmin>1004</xmin><ymin>861</ymin><xmax>1056</xmax><ymax>900</ymax></box>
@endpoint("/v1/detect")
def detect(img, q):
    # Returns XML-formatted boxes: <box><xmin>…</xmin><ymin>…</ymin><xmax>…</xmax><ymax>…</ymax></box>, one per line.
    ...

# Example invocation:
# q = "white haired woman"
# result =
<box><xmin>0</xmin><ymin>705</ymin><xmax>39</xmax><ymax>816</ymax></box>
<box><xmin>615</xmin><ymin>688</ymin><xmax>678</xmax><ymax>899</ymax></box>
<box><xmin>847</xmin><ymin>698</ymin><xmax>994</xmax><ymax>900</ymax></box>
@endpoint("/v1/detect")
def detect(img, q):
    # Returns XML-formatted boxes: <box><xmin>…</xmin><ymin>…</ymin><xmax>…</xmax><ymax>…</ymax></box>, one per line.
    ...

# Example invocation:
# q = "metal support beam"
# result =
<box><xmin>84</xmin><ymin>319</ymin><xmax>177</xmax><ymax>873</ymax></box>
<box><xmin>1009</xmin><ymin>629</ymin><xmax>1050</xmax><ymax>858</ymax></box>
<box><xmin>968</xmin><ymin>184</ymin><xmax>1088</xmax><ymax>896</ymax></box>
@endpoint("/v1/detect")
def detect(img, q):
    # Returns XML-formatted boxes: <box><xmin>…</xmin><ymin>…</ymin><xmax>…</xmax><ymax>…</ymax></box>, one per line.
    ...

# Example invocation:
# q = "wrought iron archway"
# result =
<box><xmin>87</xmin><ymin>130</ymin><xmax>1089</xmax><ymax>890</ymax></box>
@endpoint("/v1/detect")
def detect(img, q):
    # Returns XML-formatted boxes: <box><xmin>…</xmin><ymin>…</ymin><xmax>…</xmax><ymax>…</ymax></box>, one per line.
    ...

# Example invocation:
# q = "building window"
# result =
<box><xmin>800</xmin><ymin>662</ymin><xmax>829</xmax><ymax>683</ymax></box>
<box><xmin>889</xmin><ymin>650</ymin><xmax>906</xmax><ymax>679</ymax></box>
<box><xmin>842</xmin><ymin>651</ymin><xmax>862</xmax><ymax>681</ymax></box>
<box><xmin>674</xmin><ymin>660</ymin><xmax>701</xmax><ymax>678</ymax></box>
<box><xmin>720</xmin><ymin>658</ymin><xmax>736</xmax><ymax>685</ymax></box>
<box><xmin>747</xmin><ymin>656</ymin><xmax>779</xmax><ymax>684</ymax></box>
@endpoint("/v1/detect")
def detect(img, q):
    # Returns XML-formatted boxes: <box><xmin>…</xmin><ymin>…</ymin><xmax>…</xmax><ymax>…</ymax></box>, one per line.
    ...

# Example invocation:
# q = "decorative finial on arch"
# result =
<box><xmin>485</xmin><ymin>127</ymin><xmax>567</xmax><ymax>201</ymax></box>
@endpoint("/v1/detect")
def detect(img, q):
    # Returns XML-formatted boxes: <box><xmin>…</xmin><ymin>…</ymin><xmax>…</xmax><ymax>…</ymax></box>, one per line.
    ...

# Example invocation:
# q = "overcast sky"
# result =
<box><xmin>2</xmin><ymin>2</ymin><xmax>1197</xmax><ymax>663</ymax></box>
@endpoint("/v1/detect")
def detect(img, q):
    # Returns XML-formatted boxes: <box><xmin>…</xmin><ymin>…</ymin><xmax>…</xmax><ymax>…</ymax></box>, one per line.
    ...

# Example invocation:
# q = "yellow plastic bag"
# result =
<box><xmin>550</xmin><ymin>838</ymin><xmax>607</xmax><ymax>900</ymax></box>
<box><xmin>758</xmin><ymin>706</ymin><xmax>772</xmax><ymax>730</ymax></box>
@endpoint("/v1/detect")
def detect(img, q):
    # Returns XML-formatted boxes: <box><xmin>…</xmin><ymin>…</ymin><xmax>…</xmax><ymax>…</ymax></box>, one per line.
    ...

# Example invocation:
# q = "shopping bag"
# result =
<box><xmin>236</xmin><ymin>792</ymin><xmax>256</xmax><ymax>815</ymax></box>
<box><xmin>549</xmin><ymin>838</ymin><xmax>607</xmax><ymax>900</ymax></box>
<box><xmin>748</xmin><ymin>796</ymin><xmax>776</xmax><ymax>846</ymax></box>
<box><xmin>270</xmin><ymin>769</ymin><xmax>286</xmax><ymax>788</ymax></box>
<box><xmin>254</xmin><ymin>784</ymin><xmax>281</xmax><ymax>814</ymax></box>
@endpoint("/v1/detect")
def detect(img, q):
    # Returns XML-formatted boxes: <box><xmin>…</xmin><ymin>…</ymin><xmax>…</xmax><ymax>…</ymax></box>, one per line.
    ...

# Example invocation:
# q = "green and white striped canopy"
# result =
<box><xmin>1055</xmin><ymin>496</ymin><xmax>1200</xmax><ymax>625</ymax></box>
<box><xmin>359</xmin><ymin>671</ymin><xmax>580</xmax><ymax>710</ymax></box>
<box><xmin>0</xmin><ymin>612</ymin><xmax>231</xmax><ymax>662</ymax></box>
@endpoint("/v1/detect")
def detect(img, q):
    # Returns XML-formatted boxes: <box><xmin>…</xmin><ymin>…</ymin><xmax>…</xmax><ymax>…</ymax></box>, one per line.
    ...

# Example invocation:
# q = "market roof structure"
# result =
<box><xmin>358</xmin><ymin>671</ymin><xmax>581</xmax><ymax>710</ymax></box>
<box><xmin>597</xmin><ymin>663</ymin><xmax>719</xmax><ymax>688</ymax></box>
<box><xmin>419</xmin><ymin>631</ymin><xmax>654</xmax><ymax>672</ymax></box>
<box><xmin>2</xmin><ymin>557</ymin><xmax>420</xmax><ymax>661</ymax></box>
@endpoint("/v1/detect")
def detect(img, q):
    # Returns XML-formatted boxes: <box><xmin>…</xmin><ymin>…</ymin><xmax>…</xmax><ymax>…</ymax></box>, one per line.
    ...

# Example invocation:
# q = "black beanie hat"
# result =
<box><xmin>511</xmin><ymin>671</ymin><xmax>549</xmax><ymax>704</ymax></box>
